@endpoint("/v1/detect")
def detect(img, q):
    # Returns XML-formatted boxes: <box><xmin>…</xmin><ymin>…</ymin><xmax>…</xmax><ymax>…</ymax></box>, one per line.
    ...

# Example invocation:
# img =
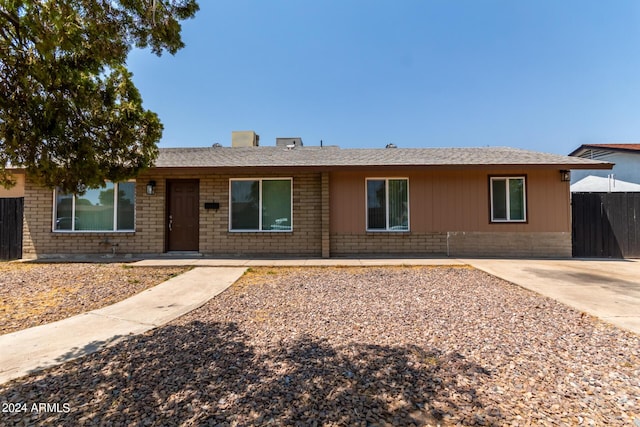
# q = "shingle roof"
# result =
<box><xmin>154</xmin><ymin>146</ymin><xmax>612</xmax><ymax>170</ymax></box>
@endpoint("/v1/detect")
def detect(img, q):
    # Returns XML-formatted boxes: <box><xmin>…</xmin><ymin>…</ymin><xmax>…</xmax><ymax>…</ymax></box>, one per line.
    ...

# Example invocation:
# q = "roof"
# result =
<box><xmin>571</xmin><ymin>175</ymin><xmax>640</xmax><ymax>192</ymax></box>
<box><xmin>154</xmin><ymin>146</ymin><xmax>612</xmax><ymax>170</ymax></box>
<box><xmin>569</xmin><ymin>143</ymin><xmax>640</xmax><ymax>158</ymax></box>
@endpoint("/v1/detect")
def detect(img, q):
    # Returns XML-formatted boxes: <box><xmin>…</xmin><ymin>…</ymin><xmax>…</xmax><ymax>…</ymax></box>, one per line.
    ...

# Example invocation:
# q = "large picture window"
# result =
<box><xmin>230</xmin><ymin>178</ymin><xmax>292</xmax><ymax>231</ymax></box>
<box><xmin>54</xmin><ymin>182</ymin><xmax>135</xmax><ymax>231</ymax></box>
<box><xmin>490</xmin><ymin>176</ymin><xmax>526</xmax><ymax>222</ymax></box>
<box><xmin>366</xmin><ymin>178</ymin><xmax>409</xmax><ymax>231</ymax></box>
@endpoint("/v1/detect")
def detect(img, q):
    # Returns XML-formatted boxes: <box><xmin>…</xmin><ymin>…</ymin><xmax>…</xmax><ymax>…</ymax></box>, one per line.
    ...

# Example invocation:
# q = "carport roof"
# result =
<box><xmin>154</xmin><ymin>146</ymin><xmax>613</xmax><ymax>170</ymax></box>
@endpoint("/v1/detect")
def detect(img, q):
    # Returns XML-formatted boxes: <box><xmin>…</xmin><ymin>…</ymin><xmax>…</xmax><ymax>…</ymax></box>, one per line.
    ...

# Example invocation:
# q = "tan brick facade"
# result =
<box><xmin>331</xmin><ymin>232</ymin><xmax>448</xmax><ymax>256</ymax></box>
<box><xmin>321</xmin><ymin>172</ymin><xmax>330</xmax><ymax>258</ymax></box>
<box><xmin>445</xmin><ymin>231</ymin><xmax>572</xmax><ymax>258</ymax></box>
<box><xmin>196</xmin><ymin>172</ymin><xmax>322</xmax><ymax>256</ymax></box>
<box><xmin>23</xmin><ymin>179</ymin><xmax>164</xmax><ymax>257</ymax></box>
<box><xmin>23</xmin><ymin>171</ymin><xmax>323</xmax><ymax>258</ymax></box>
<box><xmin>329</xmin><ymin>231</ymin><xmax>570</xmax><ymax>257</ymax></box>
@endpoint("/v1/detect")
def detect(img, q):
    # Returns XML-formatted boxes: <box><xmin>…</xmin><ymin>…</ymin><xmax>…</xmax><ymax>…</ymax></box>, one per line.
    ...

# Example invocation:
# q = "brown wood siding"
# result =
<box><xmin>329</xmin><ymin>171</ymin><xmax>365</xmax><ymax>232</ymax></box>
<box><xmin>330</xmin><ymin>169</ymin><xmax>570</xmax><ymax>233</ymax></box>
<box><xmin>0</xmin><ymin>172</ymin><xmax>25</xmax><ymax>198</ymax></box>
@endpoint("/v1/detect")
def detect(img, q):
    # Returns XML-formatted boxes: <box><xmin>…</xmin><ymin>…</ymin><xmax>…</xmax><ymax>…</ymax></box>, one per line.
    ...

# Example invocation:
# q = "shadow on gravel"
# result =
<box><xmin>52</xmin><ymin>335</ymin><xmax>126</xmax><ymax>364</ymax></box>
<box><xmin>0</xmin><ymin>321</ymin><xmax>496</xmax><ymax>426</ymax></box>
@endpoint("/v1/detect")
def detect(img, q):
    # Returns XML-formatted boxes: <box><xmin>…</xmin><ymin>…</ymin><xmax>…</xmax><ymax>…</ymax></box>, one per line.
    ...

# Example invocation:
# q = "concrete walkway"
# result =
<box><xmin>0</xmin><ymin>267</ymin><xmax>246</xmax><ymax>385</ymax></box>
<box><xmin>2</xmin><ymin>257</ymin><xmax>638</xmax><ymax>385</ymax></box>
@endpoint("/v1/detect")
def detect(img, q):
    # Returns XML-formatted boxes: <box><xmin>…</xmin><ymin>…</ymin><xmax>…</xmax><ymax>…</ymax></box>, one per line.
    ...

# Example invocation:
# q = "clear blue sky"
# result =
<box><xmin>126</xmin><ymin>0</ymin><xmax>640</xmax><ymax>155</ymax></box>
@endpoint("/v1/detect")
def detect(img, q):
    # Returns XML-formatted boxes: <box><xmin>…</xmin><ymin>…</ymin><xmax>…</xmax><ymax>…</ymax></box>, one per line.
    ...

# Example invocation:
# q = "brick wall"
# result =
<box><xmin>321</xmin><ymin>172</ymin><xmax>330</xmax><ymax>258</ymax></box>
<box><xmin>22</xmin><ymin>179</ymin><xmax>164</xmax><ymax>258</ymax></box>
<box><xmin>330</xmin><ymin>231</ymin><xmax>570</xmax><ymax>258</ymax></box>
<box><xmin>23</xmin><ymin>171</ymin><xmax>322</xmax><ymax>258</ymax></box>
<box><xmin>445</xmin><ymin>231</ymin><xmax>571</xmax><ymax>258</ymax></box>
<box><xmin>331</xmin><ymin>232</ymin><xmax>448</xmax><ymax>256</ymax></box>
<box><xmin>202</xmin><ymin>172</ymin><xmax>322</xmax><ymax>256</ymax></box>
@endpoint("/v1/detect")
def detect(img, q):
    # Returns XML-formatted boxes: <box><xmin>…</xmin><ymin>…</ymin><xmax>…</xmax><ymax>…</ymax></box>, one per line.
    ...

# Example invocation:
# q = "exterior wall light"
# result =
<box><xmin>560</xmin><ymin>170</ymin><xmax>571</xmax><ymax>182</ymax></box>
<box><xmin>146</xmin><ymin>180</ymin><xmax>156</xmax><ymax>195</ymax></box>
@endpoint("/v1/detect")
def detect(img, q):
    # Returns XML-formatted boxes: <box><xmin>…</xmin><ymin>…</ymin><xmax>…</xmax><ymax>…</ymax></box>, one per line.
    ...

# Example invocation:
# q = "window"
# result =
<box><xmin>366</xmin><ymin>178</ymin><xmax>409</xmax><ymax>231</ymax></box>
<box><xmin>490</xmin><ymin>176</ymin><xmax>526</xmax><ymax>222</ymax></box>
<box><xmin>54</xmin><ymin>182</ymin><xmax>135</xmax><ymax>232</ymax></box>
<box><xmin>230</xmin><ymin>178</ymin><xmax>292</xmax><ymax>231</ymax></box>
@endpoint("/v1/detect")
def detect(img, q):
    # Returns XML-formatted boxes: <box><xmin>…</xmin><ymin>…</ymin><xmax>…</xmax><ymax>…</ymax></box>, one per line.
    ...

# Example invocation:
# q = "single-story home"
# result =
<box><xmin>22</xmin><ymin>137</ymin><xmax>612</xmax><ymax>259</ymax></box>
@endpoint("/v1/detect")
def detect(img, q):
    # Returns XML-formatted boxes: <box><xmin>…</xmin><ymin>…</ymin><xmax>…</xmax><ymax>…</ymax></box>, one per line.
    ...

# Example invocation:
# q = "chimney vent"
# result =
<box><xmin>232</xmin><ymin>131</ymin><xmax>259</xmax><ymax>147</ymax></box>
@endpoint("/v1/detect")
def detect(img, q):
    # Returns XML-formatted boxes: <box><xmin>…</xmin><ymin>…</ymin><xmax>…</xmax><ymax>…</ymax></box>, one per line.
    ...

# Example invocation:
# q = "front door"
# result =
<box><xmin>167</xmin><ymin>180</ymin><xmax>199</xmax><ymax>252</ymax></box>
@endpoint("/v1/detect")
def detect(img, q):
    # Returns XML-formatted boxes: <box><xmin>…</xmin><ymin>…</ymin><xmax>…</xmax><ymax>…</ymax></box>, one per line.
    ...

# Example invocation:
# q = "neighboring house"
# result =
<box><xmin>569</xmin><ymin>144</ymin><xmax>640</xmax><ymax>192</ymax></box>
<box><xmin>21</xmin><ymin>138</ymin><xmax>611</xmax><ymax>259</ymax></box>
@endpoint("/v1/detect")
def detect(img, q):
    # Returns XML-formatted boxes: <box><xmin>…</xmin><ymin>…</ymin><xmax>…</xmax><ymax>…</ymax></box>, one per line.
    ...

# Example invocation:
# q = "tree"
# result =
<box><xmin>0</xmin><ymin>0</ymin><xmax>199</xmax><ymax>193</ymax></box>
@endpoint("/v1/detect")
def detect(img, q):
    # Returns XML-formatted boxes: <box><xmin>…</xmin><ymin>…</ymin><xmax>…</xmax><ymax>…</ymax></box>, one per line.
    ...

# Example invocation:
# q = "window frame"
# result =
<box><xmin>228</xmin><ymin>177</ymin><xmax>293</xmax><ymax>232</ymax></box>
<box><xmin>489</xmin><ymin>175</ymin><xmax>527</xmax><ymax>223</ymax></box>
<box><xmin>52</xmin><ymin>181</ymin><xmax>136</xmax><ymax>233</ymax></box>
<box><xmin>365</xmin><ymin>177</ymin><xmax>410</xmax><ymax>232</ymax></box>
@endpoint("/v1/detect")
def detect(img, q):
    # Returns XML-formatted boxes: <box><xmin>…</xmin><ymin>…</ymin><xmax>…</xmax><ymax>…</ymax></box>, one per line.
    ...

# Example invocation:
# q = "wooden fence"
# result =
<box><xmin>572</xmin><ymin>192</ymin><xmax>640</xmax><ymax>258</ymax></box>
<box><xmin>0</xmin><ymin>197</ymin><xmax>23</xmax><ymax>260</ymax></box>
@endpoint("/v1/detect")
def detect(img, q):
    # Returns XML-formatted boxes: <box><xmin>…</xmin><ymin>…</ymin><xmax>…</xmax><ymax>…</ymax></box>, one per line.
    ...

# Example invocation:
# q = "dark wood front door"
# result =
<box><xmin>167</xmin><ymin>180</ymin><xmax>199</xmax><ymax>252</ymax></box>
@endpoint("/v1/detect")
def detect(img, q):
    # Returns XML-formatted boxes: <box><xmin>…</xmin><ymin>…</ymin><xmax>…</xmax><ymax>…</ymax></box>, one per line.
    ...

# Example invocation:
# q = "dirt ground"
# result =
<box><xmin>0</xmin><ymin>262</ymin><xmax>189</xmax><ymax>335</ymax></box>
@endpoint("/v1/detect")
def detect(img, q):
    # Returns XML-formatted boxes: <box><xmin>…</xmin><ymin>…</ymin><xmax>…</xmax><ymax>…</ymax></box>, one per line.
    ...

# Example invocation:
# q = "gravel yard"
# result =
<box><xmin>0</xmin><ymin>263</ymin><xmax>189</xmax><ymax>335</ymax></box>
<box><xmin>1</xmin><ymin>266</ymin><xmax>639</xmax><ymax>426</ymax></box>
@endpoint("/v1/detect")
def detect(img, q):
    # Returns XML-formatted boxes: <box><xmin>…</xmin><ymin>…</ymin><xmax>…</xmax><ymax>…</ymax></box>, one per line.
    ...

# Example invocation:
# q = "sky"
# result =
<box><xmin>125</xmin><ymin>0</ymin><xmax>640</xmax><ymax>155</ymax></box>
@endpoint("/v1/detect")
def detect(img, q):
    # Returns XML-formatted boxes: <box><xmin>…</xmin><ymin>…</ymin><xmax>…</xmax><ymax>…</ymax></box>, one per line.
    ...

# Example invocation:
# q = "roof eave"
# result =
<box><xmin>570</xmin><ymin>144</ymin><xmax>640</xmax><ymax>156</ymax></box>
<box><xmin>568</xmin><ymin>146</ymin><xmax>587</xmax><ymax>157</ymax></box>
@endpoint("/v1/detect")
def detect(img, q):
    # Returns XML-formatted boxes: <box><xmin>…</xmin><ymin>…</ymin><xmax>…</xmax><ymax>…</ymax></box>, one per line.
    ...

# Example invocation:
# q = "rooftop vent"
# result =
<box><xmin>232</xmin><ymin>131</ymin><xmax>259</xmax><ymax>147</ymax></box>
<box><xmin>276</xmin><ymin>137</ymin><xmax>303</xmax><ymax>148</ymax></box>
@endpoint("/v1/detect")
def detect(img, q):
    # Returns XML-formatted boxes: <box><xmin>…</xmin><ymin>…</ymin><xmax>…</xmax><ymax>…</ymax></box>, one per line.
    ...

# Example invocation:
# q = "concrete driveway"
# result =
<box><xmin>466</xmin><ymin>258</ymin><xmax>640</xmax><ymax>335</ymax></box>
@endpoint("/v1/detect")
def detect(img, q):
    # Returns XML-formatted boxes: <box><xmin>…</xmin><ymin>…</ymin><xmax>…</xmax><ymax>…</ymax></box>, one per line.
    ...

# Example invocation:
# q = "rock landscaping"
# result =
<box><xmin>0</xmin><ymin>266</ymin><xmax>638</xmax><ymax>426</ymax></box>
<box><xmin>0</xmin><ymin>263</ymin><xmax>189</xmax><ymax>335</ymax></box>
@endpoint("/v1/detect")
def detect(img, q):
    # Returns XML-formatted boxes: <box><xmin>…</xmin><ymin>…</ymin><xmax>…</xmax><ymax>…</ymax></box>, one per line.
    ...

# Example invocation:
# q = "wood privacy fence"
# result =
<box><xmin>572</xmin><ymin>192</ymin><xmax>640</xmax><ymax>258</ymax></box>
<box><xmin>0</xmin><ymin>197</ymin><xmax>23</xmax><ymax>260</ymax></box>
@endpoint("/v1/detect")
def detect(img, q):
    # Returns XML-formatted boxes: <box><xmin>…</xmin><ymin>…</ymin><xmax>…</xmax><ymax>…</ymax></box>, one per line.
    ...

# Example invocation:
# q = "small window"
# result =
<box><xmin>229</xmin><ymin>178</ymin><xmax>292</xmax><ymax>231</ymax></box>
<box><xmin>366</xmin><ymin>178</ymin><xmax>409</xmax><ymax>231</ymax></box>
<box><xmin>54</xmin><ymin>182</ymin><xmax>136</xmax><ymax>232</ymax></box>
<box><xmin>490</xmin><ymin>176</ymin><xmax>526</xmax><ymax>222</ymax></box>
